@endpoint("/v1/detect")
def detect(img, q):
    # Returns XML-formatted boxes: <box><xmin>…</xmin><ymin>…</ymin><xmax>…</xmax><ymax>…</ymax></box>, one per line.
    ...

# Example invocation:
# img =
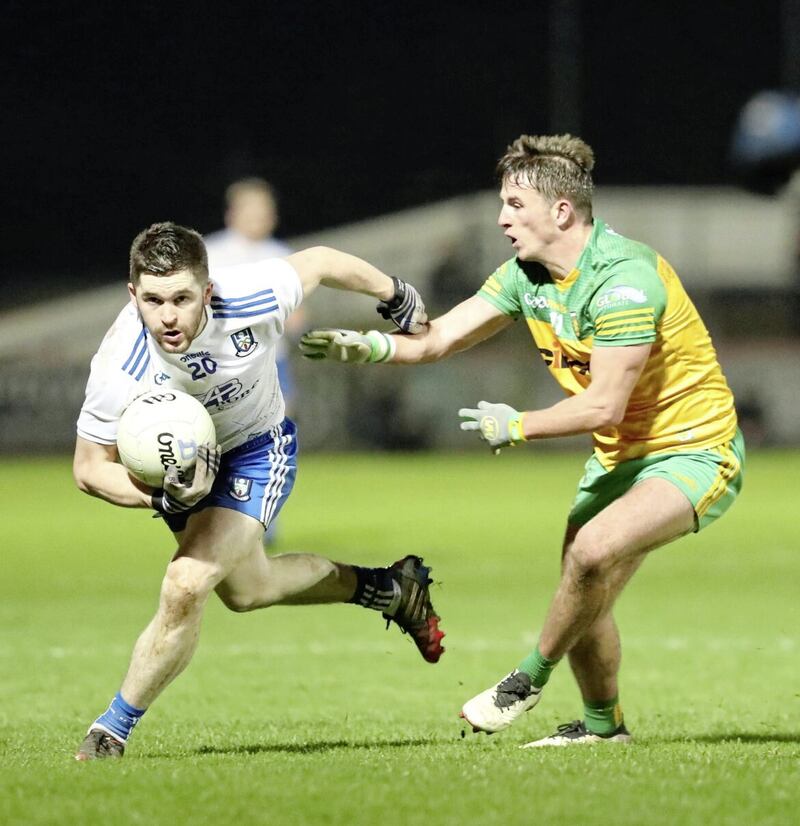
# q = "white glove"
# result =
<box><xmin>458</xmin><ymin>401</ymin><xmax>528</xmax><ymax>455</ymax></box>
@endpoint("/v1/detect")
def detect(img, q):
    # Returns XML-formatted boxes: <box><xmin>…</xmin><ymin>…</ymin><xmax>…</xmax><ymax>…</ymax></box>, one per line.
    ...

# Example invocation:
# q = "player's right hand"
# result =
<box><xmin>152</xmin><ymin>443</ymin><xmax>222</xmax><ymax>513</ymax></box>
<box><xmin>458</xmin><ymin>401</ymin><xmax>528</xmax><ymax>455</ymax></box>
<box><xmin>376</xmin><ymin>277</ymin><xmax>428</xmax><ymax>334</ymax></box>
<box><xmin>299</xmin><ymin>329</ymin><xmax>395</xmax><ymax>363</ymax></box>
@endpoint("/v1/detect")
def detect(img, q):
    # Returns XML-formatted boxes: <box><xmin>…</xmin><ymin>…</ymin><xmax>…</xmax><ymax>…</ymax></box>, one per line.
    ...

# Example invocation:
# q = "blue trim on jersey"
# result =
<box><xmin>211</xmin><ymin>288</ymin><xmax>276</xmax><ymax>307</ymax></box>
<box><xmin>211</xmin><ymin>297</ymin><xmax>279</xmax><ymax>312</ymax></box>
<box><xmin>212</xmin><ymin>307</ymin><xmax>278</xmax><ymax>319</ymax></box>
<box><xmin>121</xmin><ymin>328</ymin><xmax>150</xmax><ymax>381</ymax></box>
<box><xmin>211</xmin><ymin>288</ymin><xmax>279</xmax><ymax>318</ymax></box>
<box><xmin>133</xmin><ymin>353</ymin><xmax>150</xmax><ymax>380</ymax></box>
<box><xmin>160</xmin><ymin>419</ymin><xmax>298</xmax><ymax>533</ymax></box>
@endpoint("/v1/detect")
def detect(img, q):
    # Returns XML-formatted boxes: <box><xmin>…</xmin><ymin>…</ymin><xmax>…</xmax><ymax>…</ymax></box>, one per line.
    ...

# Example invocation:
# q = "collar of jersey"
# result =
<box><xmin>552</xmin><ymin>218</ymin><xmax>602</xmax><ymax>292</ymax></box>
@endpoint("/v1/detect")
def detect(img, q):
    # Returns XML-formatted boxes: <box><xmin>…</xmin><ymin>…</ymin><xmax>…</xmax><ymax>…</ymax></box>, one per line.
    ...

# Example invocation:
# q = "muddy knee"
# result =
<box><xmin>160</xmin><ymin>557</ymin><xmax>220</xmax><ymax>619</ymax></box>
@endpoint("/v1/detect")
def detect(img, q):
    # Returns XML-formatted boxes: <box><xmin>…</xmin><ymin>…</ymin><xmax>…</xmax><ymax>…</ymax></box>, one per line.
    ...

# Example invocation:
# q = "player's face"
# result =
<box><xmin>129</xmin><ymin>270</ymin><xmax>212</xmax><ymax>354</ymax></box>
<box><xmin>497</xmin><ymin>179</ymin><xmax>560</xmax><ymax>262</ymax></box>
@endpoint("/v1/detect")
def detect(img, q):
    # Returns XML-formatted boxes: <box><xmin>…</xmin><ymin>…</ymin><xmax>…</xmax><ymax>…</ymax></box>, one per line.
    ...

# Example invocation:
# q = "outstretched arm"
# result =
<box><xmin>287</xmin><ymin>246</ymin><xmax>395</xmax><ymax>301</ymax></box>
<box><xmin>391</xmin><ymin>295</ymin><xmax>513</xmax><ymax>363</ymax></box>
<box><xmin>300</xmin><ymin>295</ymin><xmax>513</xmax><ymax>365</ymax></box>
<box><xmin>287</xmin><ymin>246</ymin><xmax>427</xmax><ymax>333</ymax></box>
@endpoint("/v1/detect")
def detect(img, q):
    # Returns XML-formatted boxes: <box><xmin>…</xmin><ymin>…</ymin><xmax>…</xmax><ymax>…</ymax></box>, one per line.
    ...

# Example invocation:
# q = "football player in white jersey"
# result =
<box><xmin>73</xmin><ymin>221</ymin><xmax>444</xmax><ymax>760</ymax></box>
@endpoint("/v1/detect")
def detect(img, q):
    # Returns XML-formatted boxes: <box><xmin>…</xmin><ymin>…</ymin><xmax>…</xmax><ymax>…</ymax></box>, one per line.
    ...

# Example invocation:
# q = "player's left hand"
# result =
<box><xmin>376</xmin><ymin>276</ymin><xmax>428</xmax><ymax>334</ymax></box>
<box><xmin>153</xmin><ymin>443</ymin><xmax>222</xmax><ymax>513</ymax></box>
<box><xmin>458</xmin><ymin>401</ymin><xmax>527</xmax><ymax>455</ymax></box>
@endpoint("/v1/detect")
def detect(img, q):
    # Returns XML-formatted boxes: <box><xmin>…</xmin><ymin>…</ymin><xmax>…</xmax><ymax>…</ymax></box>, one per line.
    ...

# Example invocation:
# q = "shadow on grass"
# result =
<box><xmin>691</xmin><ymin>732</ymin><xmax>800</xmax><ymax>745</ymax></box>
<box><xmin>650</xmin><ymin>731</ymin><xmax>800</xmax><ymax>745</ymax></box>
<box><xmin>193</xmin><ymin>736</ymin><xmax>448</xmax><ymax>756</ymax></box>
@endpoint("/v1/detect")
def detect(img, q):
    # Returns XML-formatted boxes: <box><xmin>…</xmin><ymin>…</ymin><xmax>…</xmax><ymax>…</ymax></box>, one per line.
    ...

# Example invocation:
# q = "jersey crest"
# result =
<box><xmin>231</xmin><ymin>327</ymin><xmax>259</xmax><ymax>357</ymax></box>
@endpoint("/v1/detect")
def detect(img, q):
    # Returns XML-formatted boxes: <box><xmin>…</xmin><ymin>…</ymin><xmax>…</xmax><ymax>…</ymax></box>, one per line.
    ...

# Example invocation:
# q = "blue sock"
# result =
<box><xmin>93</xmin><ymin>692</ymin><xmax>146</xmax><ymax>742</ymax></box>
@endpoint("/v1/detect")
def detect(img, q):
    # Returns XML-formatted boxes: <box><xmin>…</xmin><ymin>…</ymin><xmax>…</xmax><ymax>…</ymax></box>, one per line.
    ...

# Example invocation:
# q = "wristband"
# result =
<box><xmin>365</xmin><ymin>331</ymin><xmax>397</xmax><ymax>363</ymax></box>
<box><xmin>508</xmin><ymin>413</ymin><xmax>528</xmax><ymax>444</ymax></box>
<box><xmin>151</xmin><ymin>489</ymin><xmax>167</xmax><ymax>513</ymax></box>
<box><xmin>380</xmin><ymin>277</ymin><xmax>406</xmax><ymax>312</ymax></box>
<box><xmin>151</xmin><ymin>489</ymin><xmax>191</xmax><ymax>514</ymax></box>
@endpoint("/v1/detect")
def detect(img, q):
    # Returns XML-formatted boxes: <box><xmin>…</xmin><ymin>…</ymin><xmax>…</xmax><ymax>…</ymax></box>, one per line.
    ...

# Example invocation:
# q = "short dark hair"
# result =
<box><xmin>129</xmin><ymin>222</ymin><xmax>209</xmax><ymax>285</ymax></box>
<box><xmin>496</xmin><ymin>134</ymin><xmax>595</xmax><ymax>221</ymax></box>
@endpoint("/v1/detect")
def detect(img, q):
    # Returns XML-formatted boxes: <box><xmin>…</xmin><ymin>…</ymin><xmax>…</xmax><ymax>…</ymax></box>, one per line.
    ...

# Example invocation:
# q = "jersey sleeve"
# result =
<box><xmin>209</xmin><ymin>258</ymin><xmax>303</xmax><ymax>325</ymax></box>
<box><xmin>76</xmin><ymin>306</ymin><xmax>146</xmax><ymax>444</ymax></box>
<box><xmin>589</xmin><ymin>263</ymin><xmax>667</xmax><ymax>346</ymax></box>
<box><xmin>476</xmin><ymin>259</ymin><xmax>523</xmax><ymax>317</ymax></box>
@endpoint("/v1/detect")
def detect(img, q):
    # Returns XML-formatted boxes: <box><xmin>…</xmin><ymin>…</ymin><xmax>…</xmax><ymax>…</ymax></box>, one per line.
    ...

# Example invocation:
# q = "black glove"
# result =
<box><xmin>151</xmin><ymin>443</ymin><xmax>221</xmax><ymax>514</ymax></box>
<box><xmin>376</xmin><ymin>276</ymin><xmax>428</xmax><ymax>334</ymax></box>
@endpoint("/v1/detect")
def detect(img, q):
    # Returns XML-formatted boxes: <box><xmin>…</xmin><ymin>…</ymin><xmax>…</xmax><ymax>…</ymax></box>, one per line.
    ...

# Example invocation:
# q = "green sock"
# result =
<box><xmin>517</xmin><ymin>646</ymin><xmax>560</xmax><ymax>689</ymax></box>
<box><xmin>584</xmin><ymin>696</ymin><xmax>623</xmax><ymax>735</ymax></box>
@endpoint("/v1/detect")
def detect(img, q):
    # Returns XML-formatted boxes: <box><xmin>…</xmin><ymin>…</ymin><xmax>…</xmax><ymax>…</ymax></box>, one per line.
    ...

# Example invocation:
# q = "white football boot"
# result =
<box><xmin>460</xmin><ymin>670</ymin><xmax>542</xmax><ymax>733</ymax></box>
<box><xmin>520</xmin><ymin>719</ymin><xmax>632</xmax><ymax>748</ymax></box>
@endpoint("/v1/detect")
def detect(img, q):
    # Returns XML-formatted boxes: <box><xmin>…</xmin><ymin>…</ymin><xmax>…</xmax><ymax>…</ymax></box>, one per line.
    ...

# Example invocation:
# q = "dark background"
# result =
<box><xmin>1</xmin><ymin>0</ymin><xmax>788</xmax><ymax>305</ymax></box>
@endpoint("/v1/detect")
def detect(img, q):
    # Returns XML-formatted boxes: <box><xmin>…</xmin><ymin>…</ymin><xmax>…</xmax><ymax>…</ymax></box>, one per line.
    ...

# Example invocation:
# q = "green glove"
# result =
<box><xmin>458</xmin><ymin>401</ymin><xmax>527</xmax><ymax>454</ymax></box>
<box><xmin>299</xmin><ymin>329</ymin><xmax>396</xmax><ymax>363</ymax></box>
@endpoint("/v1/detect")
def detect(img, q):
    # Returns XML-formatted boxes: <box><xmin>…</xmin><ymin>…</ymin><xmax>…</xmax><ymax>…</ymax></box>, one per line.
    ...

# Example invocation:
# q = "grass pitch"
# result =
<box><xmin>1</xmin><ymin>449</ymin><xmax>798</xmax><ymax>825</ymax></box>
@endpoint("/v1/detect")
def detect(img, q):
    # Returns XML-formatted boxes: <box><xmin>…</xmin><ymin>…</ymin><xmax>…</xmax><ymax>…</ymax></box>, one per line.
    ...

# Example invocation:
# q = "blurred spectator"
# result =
<box><xmin>730</xmin><ymin>90</ymin><xmax>800</xmax><ymax>195</ymax></box>
<box><xmin>730</xmin><ymin>90</ymin><xmax>800</xmax><ymax>331</ymax></box>
<box><xmin>205</xmin><ymin>178</ymin><xmax>290</xmax><ymax>263</ymax></box>
<box><xmin>205</xmin><ymin>178</ymin><xmax>307</xmax><ymax>545</ymax></box>
<box><xmin>205</xmin><ymin>177</ymin><xmax>307</xmax><ymax>415</ymax></box>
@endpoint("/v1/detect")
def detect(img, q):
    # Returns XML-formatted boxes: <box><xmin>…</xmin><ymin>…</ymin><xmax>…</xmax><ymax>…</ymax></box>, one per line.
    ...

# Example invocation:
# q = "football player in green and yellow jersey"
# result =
<box><xmin>300</xmin><ymin>134</ymin><xmax>744</xmax><ymax>747</ymax></box>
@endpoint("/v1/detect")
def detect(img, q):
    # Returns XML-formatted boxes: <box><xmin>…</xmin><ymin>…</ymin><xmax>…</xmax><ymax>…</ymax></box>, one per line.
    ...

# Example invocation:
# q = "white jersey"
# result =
<box><xmin>77</xmin><ymin>258</ymin><xmax>303</xmax><ymax>452</ymax></box>
<box><xmin>204</xmin><ymin>231</ymin><xmax>294</xmax><ymax>362</ymax></box>
<box><xmin>204</xmin><ymin>229</ymin><xmax>292</xmax><ymax>269</ymax></box>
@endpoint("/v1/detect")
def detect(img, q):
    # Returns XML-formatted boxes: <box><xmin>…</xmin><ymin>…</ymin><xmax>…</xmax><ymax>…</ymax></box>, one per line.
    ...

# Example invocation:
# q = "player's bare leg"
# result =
<box><xmin>518</xmin><ymin>479</ymin><xmax>694</xmax><ymax>746</ymax></box>
<box><xmin>215</xmin><ymin>545</ymin><xmax>357</xmax><ymax>610</ymax></box>
<box><xmin>553</xmin><ymin>525</ymin><xmax>625</xmax><ymax>700</ymax></box>
<box><xmin>462</xmin><ymin>478</ymin><xmax>694</xmax><ymax>735</ymax></box>
<box><xmin>566</xmin><ymin>611</ymin><xmax>622</xmax><ymax>702</ymax></box>
<box><xmin>77</xmin><ymin>510</ymin><xmax>445</xmax><ymax>759</ymax></box>
<box><xmin>118</xmin><ymin>508</ymin><xmax>263</xmax><ymax>707</ymax></box>
<box><xmin>75</xmin><ymin>508</ymin><xmax>265</xmax><ymax>760</ymax></box>
<box><xmin>216</xmin><ymin>539</ymin><xmax>445</xmax><ymax>662</ymax></box>
<box><xmin>539</xmin><ymin>479</ymin><xmax>694</xmax><ymax>659</ymax></box>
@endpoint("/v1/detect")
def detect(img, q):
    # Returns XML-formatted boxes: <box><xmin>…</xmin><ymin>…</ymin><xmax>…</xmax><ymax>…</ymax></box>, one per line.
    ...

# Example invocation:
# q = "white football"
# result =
<box><xmin>116</xmin><ymin>390</ymin><xmax>216</xmax><ymax>487</ymax></box>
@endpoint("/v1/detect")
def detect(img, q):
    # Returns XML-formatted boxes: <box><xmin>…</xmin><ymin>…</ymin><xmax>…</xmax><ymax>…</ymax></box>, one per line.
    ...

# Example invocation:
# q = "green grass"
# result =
<box><xmin>1</xmin><ymin>449</ymin><xmax>799</xmax><ymax>825</ymax></box>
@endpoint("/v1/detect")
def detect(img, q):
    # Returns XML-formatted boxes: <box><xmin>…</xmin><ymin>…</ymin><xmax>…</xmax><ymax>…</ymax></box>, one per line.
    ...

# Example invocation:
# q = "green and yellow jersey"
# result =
<box><xmin>478</xmin><ymin>219</ymin><xmax>737</xmax><ymax>469</ymax></box>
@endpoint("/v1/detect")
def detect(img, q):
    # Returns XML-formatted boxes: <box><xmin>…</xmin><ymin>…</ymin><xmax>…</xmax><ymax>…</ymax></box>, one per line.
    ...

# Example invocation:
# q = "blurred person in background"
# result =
<box><xmin>301</xmin><ymin>133</ymin><xmax>745</xmax><ymax>748</ymax></box>
<box><xmin>205</xmin><ymin>177</ymin><xmax>307</xmax><ymax>415</ymax></box>
<box><xmin>205</xmin><ymin>178</ymin><xmax>307</xmax><ymax>543</ymax></box>
<box><xmin>730</xmin><ymin>90</ymin><xmax>800</xmax><ymax>334</ymax></box>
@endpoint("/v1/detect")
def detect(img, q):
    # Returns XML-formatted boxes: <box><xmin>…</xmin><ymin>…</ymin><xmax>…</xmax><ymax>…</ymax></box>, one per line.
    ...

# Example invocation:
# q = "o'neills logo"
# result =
<box><xmin>157</xmin><ymin>432</ymin><xmax>184</xmax><ymax>481</ymax></box>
